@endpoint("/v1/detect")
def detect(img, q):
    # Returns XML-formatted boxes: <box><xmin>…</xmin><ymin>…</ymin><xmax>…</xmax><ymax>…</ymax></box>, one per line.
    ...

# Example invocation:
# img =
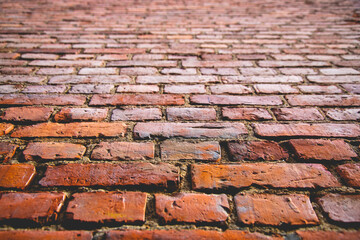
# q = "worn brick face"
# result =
<box><xmin>167</xmin><ymin>107</ymin><xmax>217</xmax><ymax>121</ymax></box>
<box><xmin>91</xmin><ymin>142</ymin><xmax>154</xmax><ymax>160</ymax></box>
<box><xmin>0</xmin><ymin>107</ymin><xmax>54</xmax><ymax>122</ymax></box>
<box><xmin>336</xmin><ymin>163</ymin><xmax>360</xmax><ymax>187</ymax></box>
<box><xmin>0</xmin><ymin>231</ymin><xmax>92</xmax><ymax>240</ymax></box>
<box><xmin>54</xmin><ymin>108</ymin><xmax>108</xmax><ymax>122</ymax></box>
<box><xmin>161</xmin><ymin>141</ymin><xmax>220</xmax><ymax>161</ymax></box>
<box><xmin>0</xmin><ymin>142</ymin><xmax>18</xmax><ymax>161</ymax></box>
<box><xmin>90</xmin><ymin>94</ymin><xmax>185</xmax><ymax>106</ymax></box>
<box><xmin>0</xmin><ymin>164</ymin><xmax>36</xmax><ymax>189</ymax></box>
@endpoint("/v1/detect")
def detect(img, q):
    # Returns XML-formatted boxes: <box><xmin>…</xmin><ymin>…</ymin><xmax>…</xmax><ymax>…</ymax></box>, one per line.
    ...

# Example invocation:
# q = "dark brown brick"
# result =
<box><xmin>0</xmin><ymin>164</ymin><xmax>35</xmax><ymax>189</ymax></box>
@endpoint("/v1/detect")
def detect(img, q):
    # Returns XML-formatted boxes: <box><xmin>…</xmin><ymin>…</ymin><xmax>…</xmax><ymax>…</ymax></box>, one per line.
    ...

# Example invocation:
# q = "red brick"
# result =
<box><xmin>0</xmin><ymin>164</ymin><xmax>35</xmax><ymax>189</ymax></box>
<box><xmin>49</xmin><ymin>75</ymin><xmax>130</xmax><ymax>84</ymax></box>
<box><xmin>286</xmin><ymin>95</ymin><xmax>360</xmax><ymax>106</ymax></box>
<box><xmin>182</xmin><ymin>60</ymin><xmax>252</xmax><ymax>67</ymax></box>
<box><xmin>29</xmin><ymin>60</ymin><xmax>103</xmax><ymax>67</ymax></box>
<box><xmin>202</xmin><ymin>54</ymin><xmax>233</xmax><ymax>60</ymax></box>
<box><xmin>210</xmin><ymin>84</ymin><xmax>253</xmax><ymax>94</ymax></box>
<box><xmin>91</xmin><ymin>142</ymin><xmax>154</xmax><ymax>160</ymax></box>
<box><xmin>167</xmin><ymin>107</ymin><xmax>216</xmax><ymax>121</ymax></box>
<box><xmin>108</xmin><ymin>60</ymin><xmax>177</xmax><ymax>67</ymax></box>
<box><xmin>308</xmin><ymin>76</ymin><xmax>359</xmax><ymax>84</ymax></box>
<box><xmin>134</xmin><ymin>122</ymin><xmax>247</xmax><ymax>139</ymax></box>
<box><xmin>120</xmin><ymin>67</ymin><xmax>157</xmax><ymax>75</ymax></box>
<box><xmin>161</xmin><ymin>68</ymin><xmax>196</xmax><ymax>75</ymax></box>
<box><xmin>296</xmin><ymin>231</ymin><xmax>360</xmax><ymax>240</ymax></box>
<box><xmin>298</xmin><ymin>85</ymin><xmax>342</xmax><ymax>94</ymax></box>
<box><xmin>227</xmin><ymin>141</ymin><xmax>288</xmax><ymax>161</ymax></box>
<box><xmin>342</xmin><ymin>84</ymin><xmax>360</xmax><ymax>94</ymax></box>
<box><xmin>23</xmin><ymin>142</ymin><xmax>86</xmax><ymax>161</ymax></box>
<box><xmin>223</xmin><ymin>107</ymin><xmax>272</xmax><ymax>120</ymax></box>
<box><xmin>106</xmin><ymin>230</ymin><xmax>280</xmax><ymax>240</ymax></box>
<box><xmin>90</xmin><ymin>94</ymin><xmax>184</xmax><ymax>106</ymax></box>
<box><xmin>161</xmin><ymin>141</ymin><xmax>220</xmax><ymax>161</ymax></box>
<box><xmin>325</xmin><ymin>108</ymin><xmax>360</xmax><ymax>121</ymax></box>
<box><xmin>0</xmin><ymin>231</ymin><xmax>92</xmax><ymax>240</ymax></box>
<box><xmin>0</xmin><ymin>59</ymin><xmax>27</xmax><ymax>66</ymax></box>
<box><xmin>334</xmin><ymin>61</ymin><xmax>360</xmax><ymax>67</ymax></box>
<box><xmin>155</xmin><ymin>193</ymin><xmax>229</xmax><ymax>224</ymax></box>
<box><xmin>279</xmin><ymin>68</ymin><xmax>317</xmax><ymax>75</ymax></box>
<box><xmin>85</xmin><ymin>48</ymin><xmax>145</xmax><ymax>54</ymax></box>
<box><xmin>18</xmin><ymin>48</ymin><xmax>79</xmax><ymax>54</ymax></box>
<box><xmin>0</xmin><ymin>94</ymin><xmax>86</xmax><ymax>106</ymax></box>
<box><xmin>200</xmin><ymin>67</ymin><xmax>238</xmax><ymax>75</ymax></box>
<box><xmin>0</xmin><ymin>192</ymin><xmax>66</xmax><ymax>223</ymax></box>
<box><xmin>111</xmin><ymin>108</ymin><xmax>162</xmax><ymax>121</ymax></box>
<box><xmin>0</xmin><ymin>53</ymin><xmax>20</xmax><ymax>59</ymax></box>
<box><xmin>133</xmin><ymin>54</ymin><xmax>164</xmax><ymax>60</ymax></box>
<box><xmin>137</xmin><ymin>75</ymin><xmax>218</xmax><ymax>84</ymax></box>
<box><xmin>258</xmin><ymin>60</ymin><xmax>330</xmax><ymax>67</ymax></box>
<box><xmin>190</xmin><ymin>95</ymin><xmax>282</xmax><ymax>105</ymax></box>
<box><xmin>66</xmin><ymin>192</ymin><xmax>147</xmax><ymax>224</ymax></box>
<box><xmin>221</xmin><ymin>76</ymin><xmax>303</xmax><ymax>84</ymax></box>
<box><xmin>240</xmin><ymin>68</ymin><xmax>277</xmax><ymax>76</ymax></box>
<box><xmin>116</xmin><ymin>85</ymin><xmax>159</xmax><ymax>93</ymax></box>
<box><xmin>22</xmin><ymin>85</ymin><xmax>67</xmax><ymax>93</ymax></box>
<box><xmin>289</xmin><ymin>139</ymin><xmax>357</xmax><ymax>161</ymax></box>
<box><xmin>164</xmin><ymin>84</ymin><xmax>206</xmax><ymax>94</ymax></box>
<box><xmin>336</xmin><ymin>163</ymin><xmax>360</xmax><ymax>187</ymax></box>
<box><xmin>306</xmin><ymin>55</ymin><xmax>341</xmax><ymax>61</ymax></box>
<box><xmin>237</xmin><ymin>54</ymin><xmax>267</xmax><ymax>60</ymax></box>
<box><xmin>37</xmin><ymin>68</ymin><xmax>75</xmax><ymax>75</ymax></box>
<box><xmin>272</xmin><ymin>108</ymin><xmax>324</xmax><ymax>121</ymax></box>
<box><xmin>254</xmin><ymin>84</ymin><xmax>299</xmax><ymax>94</ymax></box>
<box><xmin>317</xmin><ymin>194</ymin><xmax>360</xmax><ymax>223</ymax></box>
<box><xmin>21</xmin><ymin>53</ymin><xmax>59</xmax><ymax>60</ymax></box>
<box><xmin>0</xmin><ymin>67</ymin><xmax>33</xmax><ymax>75</ymax></box>
<box><xmin>54</xmin><ymin>108</ymin><xmax>108</xmax><ymax>122</ymax></box>
<box><xmin>191</xmin><ymin>163</ymin><xmax>340</xmax><ymax>190</ymax></box>
<box><xmin>39</xmin><ymin>163</ymin><xmax>179</xmax><ymax>190</ymax></box>
<box><xmin>235</xmin><ymin>194</ymin><xmax>319</xmax><ymax>226</ymax></box>
<box><xmin>70</xmin><ymin>84</ymin><xmax>113</xmax><ymax>94</ymax></box>
<box><xmin>0</xmin><ymin>142</ymin><xmax>18</xmax><ymax>162</ymax></box>
<box><xmin>0</xmin><ymin>75</ymin><xmax>45</xmax><ymax>83</ymax></box>
<box><xmin>78</xmin><ymin>68</ymin><xmax>118</xmax><ymax>75</ymax></box>
<box><xmin>11</xmin><ymin>122</ymin><xmax>127</xmax><ymax>138</ymax></box>
<box><xmin>253</xmin><ymin>123</ymin><xmax>360</xmax><ymax>138</ymax></box>
<box><xmin>0</xmin><ymin>107</ymin><xmax>53</xmax><ymax>122</ymax></box>
<box><xmin>0</xmin><ymin>123</ymin><xmax>14</xmax><ymax>136</ymax></box>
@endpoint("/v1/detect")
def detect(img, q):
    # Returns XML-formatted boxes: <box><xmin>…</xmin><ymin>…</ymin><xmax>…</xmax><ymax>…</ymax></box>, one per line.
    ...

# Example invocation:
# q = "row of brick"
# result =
<box><xmin>1</xmin><ymin>162</ymin><xmax>359</xmax><ymax>190</ymax></box>
<box><xmin>1</xmin><ymin>139</ymin><xmax>358</xmax><ymax>163</ymax></box>
<box><xmin>0</xmin><ymin>191</ymin><xmax>359</xmax><ymax>226</ymax></box>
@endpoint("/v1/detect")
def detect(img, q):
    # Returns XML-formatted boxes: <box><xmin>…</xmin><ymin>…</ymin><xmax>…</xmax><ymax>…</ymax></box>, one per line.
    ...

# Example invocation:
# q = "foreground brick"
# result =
<box><xmin>134</xmin><ymin>122</ymin><xmax>247</xmax><ymax>139</ymax></box>
<box><xmin>227</xmin><ymin>141</ymin><xmax>288</xmax><ymax>161</ymax></box>
<box><xmin>336</xmin><ymin>163</ymin><xmax>360</xmax><ymax>187</ymax></box>
<box><xmin>11</xmin><ymin>122</ymin><xmax>127</xmax><ymax>138</ymax></box>
<box><xmin>90</xmin><ymin>94</ymin><xmax>184</xmax><ymax>106</ymax></box>
<box><xmin>0</xmin><ymin>94</ymin><xmax>86</xmax><ymax>106</ymax></box>
<box><xmin>39</xmin><ymin>163</ymin><xmax>179</xmax><ymax>189</ymax></box>
<box><xmin>253</xmin><ymin>123</ymin><xmax>360</xmax><ymax>138</ymax></box>
<box><xmin>91</xmin><ymin>142</ymin><xmax>154</xmax><ymax>160</ymax></box>
<box><xmin>235</xmin><ymin>194</ymin><xmax>319</xmax><ymax>226</ymax></box>
<box><xmin>155</xmin><ymin>193</ymin><xmax>229</xmax><ymax>224</ymax></box>
<box><xmin>289</xmin><ymin>139</ymin><xmax>357</xmax><ymax>161</ymax></box>
<box><xmin>272</xmin><ymin>108</ymin><xmax>324</xmax><ymax>121</ymax></box>
<box><xmin>111</xmin><ymin>108</ymin><xmax>162</xmax><ymax>121</ymax></box>
<box><xmin>167</xmin><ymin>107</ymin><xmax>217</xmax><ymax>121</ymax></box>
<box><xmin>325</xmin><ymin>108</ymin><xmax>360</xmax><ymax>121</ymax></box>
<box><xmin>0</xmin><ymin>192</ymin><xmax>66</xmax><ymax>223</ymax></box>
<box><xmin>66</xmin><ymin>192</ymin><xmax>147</xmax><ymax>224</ymax></box>
<box><xmin>190</xmin><ymin>95</ymin><xmax>282</xmax><ymax>105</ymax></box>
<box><xmin>286</xmin><ymin>95</ymin><xmax>360</xmax><ymax>106</ymax></box>
<box><xmin>0</xmin><ymin>164</ymin><xmax>35</xmax><ymax>189</ymax></box>
<box><xmin>161</xmin><ymin>141</ymin><xmax>220</xmax><ymax>161</ymax></box>
<box><xmin>317</xmin><ymin>194</ymin><xmax>360</xmax><ymax>223</ymax></box>
<box><xmin>23</xmin><ymin>142</ymin><xmax>86</xmax><ymax>161</ymax></box>
<box><xmin>223</xmin><ymin>107</ymin><xmax>272</xmax><ymax>120</ymax></box>
<box><xmin>191</xmin><ymin>163</ymin><xmax>340</xmax><ymax>190</ymax></box>
<box><xmin>0</xmin><ymin>142</ymin><xmax>18</xmax><ymax>162</ymax></box>
<box><xmin>0</xmin><ymin>123</ymin><xmax>14</xmax><ymax>136</ymax></box>
<box><xmin>54</xmin><ymin>108</ymin><xmax>108</xmax><ymax>122</ymax></box>
<box><xmin>296</xmin><ymin>231</ymin><xmax>360</xmax><ymax>240</ymax></box>
<box><xmin>106</xmin><ymin>230</ymin><xmax>280</xmax><ymax>240</ymax></box>
<box><xmin>0</xmin><ymin>231</ymin><xmax>92</xmax><ymax>240</ymax></box>
<box><xmin>0</xmin><ymin>107</ymin><xmax>54</xmax><ymax>122</ymax></box>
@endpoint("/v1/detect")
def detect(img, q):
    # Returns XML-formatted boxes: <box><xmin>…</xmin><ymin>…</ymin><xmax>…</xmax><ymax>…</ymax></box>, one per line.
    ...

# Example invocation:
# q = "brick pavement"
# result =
<box><xmin>0</xmin><ymin>0</ymin><xmax>360</xmax><ymax>239</ymax></box>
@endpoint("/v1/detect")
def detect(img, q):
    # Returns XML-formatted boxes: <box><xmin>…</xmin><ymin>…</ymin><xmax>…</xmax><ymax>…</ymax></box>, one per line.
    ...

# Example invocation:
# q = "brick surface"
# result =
<box><xmin>0</xmin><ymin>107</ymin><xmax>54</xmax><ymax>122</ymax></box>
<box><xmin>191</xmin><ymin>163</ymin><xmax>340</xmax><ymax>190</ymax></box>
<box><xmin>90</xmin><ymin>94</ymin><xmax>185</xmax><ymax>106</ymax></box>
<box><xmin>325</xmin><ymin>108</ymin><xmax>360</xmax><ymax>121</ymax></box>
<box><xmin>54</xmin><ymin>108</ymin><xmax>108</xmax><ymax>122</ymax></box>
<box><xmin>0</xmin><ymin>94</ymin><xmax>86</xmax><ymax>106</ymax></box>
<box><xmin>286</xmin><ymin>95</ymin><xmax>360</xmax><ymax>106</ymax></box>
<box><xmin>161</xmin><ymin>141</ymin><xmax>220</xmax><ymax>161</ymax></box>
<box><xmin>336</xmin><ymin>163</ymin><xmax>360</xmax><ymax>187</ymax></box>
<box><xmin>111</xmin><ymin>108</ymin><xmax>162</xmax><ymax>121</ymax></box>
<box><xmin>190</xmin><ymin>95</ymin><xmax>282</xmax><ymax>105</ymax></box>
<box><xmin>222</xmin><ymin>107</ymin><xmax>272</xmax><ymax>120</ymax></box>
<box><xmin>272</xmin><ymin>108</ymin><xmax>324</xmax><ymax>121</ymax></box>
<box><xmin>0</xmin><ymin>164</ymin><xmax>35</xmax><ymax>189</ymax></box>
<box><xmin>0</xmin><ymin>142</ymin><xmax>18</xmax><ymax>162</ymax></box>
<box><xmin>0</xmin><ymin>123</ymin><xmax>14</xmax><ymax>136</ymax></box>
<box><xmin>91</xmin><ymin>142</ymin><xmax>154</xmax><ymax>160</ymax></box>
<box><xmin>296</xmin><ymin>231</ymin><xmax>360</xmax><ymax>240</ymax></box>
<box><xmin>167</xmin><ymin>107</ymin><xmax>217</xmax><ymax>121</ymax></box>
<box><xmin>0</xmin><ymin>231</ymin><xmax>92</xmax><ymax>240</ymax></box>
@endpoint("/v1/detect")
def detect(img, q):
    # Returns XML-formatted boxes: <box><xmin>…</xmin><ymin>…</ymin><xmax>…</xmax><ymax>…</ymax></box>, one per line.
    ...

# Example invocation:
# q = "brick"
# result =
<box><xmin>191</xmin><ymin>163</ymin><xmax>340</xmax><ymax>190</ymax></box>
<box><xmin>39</xmin><ymin>163</ymin><xmax>179</xmax><ymax>190</ymax></box>
<box><xmin>336</xmin><ymin>163</ymin><xmax>360</xmax><ymax>187</ymax></box>
<box><xmin>253</xmin><ymin>123</ymin><xmax>360</xmax><ymax>138</ymax></box>
<box><xmin>235</xmin><ymin>194</ymin><xmax>319</xmax><ymax>226</ymax></box>
<box><xmin>167</xmin><ymin>107</ymin><xmax>216</xmax><ymax>121</ymax></box>
<box><xmin>0</xmin><ymin>75</ymin><xmax>45</xmax><ymax>83</ymax></box>
<box><xmin>11</xmin><ymin>122</ymin><xmax>127</xmax><ymax>138</ymax></box>
<box><xmin>190</xmin><ymin>95</ymin><xmax>282</xmax><ymax>105</ymax></box>
<box><xmin>0</xmin><ymin>231</ymin><xmax>92</xmax><ymax>240</ymax></box>
<box><xmin>287</xmin><ymin>95</ymin><xmax>360</xmax><ymax>106</ymax></box>
<box><xmin>209</xmin><ymin>85</ymin><xmax>253</xmax><ymax>94</ymax></box>
<box><xmin>108</xmin><ymin>60</ymin><xmax>177</xmax><ymax>67</ymax></box>
<box><xmin>200</xmin><ymin>68</ymin><xmax>238</xmax><ymax>75</ymax></box>
<box><xmin>161</xmin><ymin>68</ymin><xmax>196</xmax><ymax>75</ymax></box>
<box><xmin>97</xmin><ymin>54</ymin><xmax>128</xmax><ymax>60</ymax></box>
<box><xmin>91</xmin><ymin>142</ymin><xmax>154</xmax><ymax>160</ymax></box>
<box><xmin>111</xmin><ymin>108</ymin><xmax>162</xmax><ymax>121</ymax></box>
<box><xmin>21</xmin><ymin>53</ymin><xmax>59</xmax><ymax>60</ymax></box>
<box><xmin>54</xmin><ymin>108</ymin><xmax>108</xmax><ymax>122</ymax></box>
<box><xmin>0</xmin><ymin>85</ymin><xmax>22</xmax><ymax>93</ymax></box>
<box><xmin>240</xmin><ymin>68</ymin><xmax>277</xmax><ymax>76</ymax></box>
<box><xmin>296</xmin><ymin>231</ymin><xmax>360</xmax><ymax>240</ymax></box>
<box><xmin>0</xmin><ymin>123</ymin><xmax>14</xmax><ymax>136</ymax></box>
<box><xmin>258</xmin><ymin>61</ymin><xmax>330</xmax><ymax>67</ymax></box>
<box><xmin>227</xmin><ymin>141</ymin><xmax>288</xmax><ymax>161</ymax></box>
<box><xmin>22</xmin><ymin>85</ymin><xmax>67</xmax><ymax>93</ymax></box>
<box><xmin>182</xmin><ymin>60</ymin><xmax>252</xmax><ymax>67</ymax></box>
<box><xmin>0</xmin><ymin>59</ymin><xmax>27</xmax><ymax>66</ymax></box>
<box><xmin>237</xmin><ymin>54</ymin><xmax>267</xmax><ymax>60</ymax></box>
<box><xmin>120</xmin><ymin>67</ymin><xmax>157</xmax><ymax>75</ymax></box>
<box><xmin>308</xmin><ymin>76</ymin><xmax>360</xmax><ymax>83</ymax></box>
<box><xmin>222</xmin><ymin>107</ymin><xmax>272</xmax><ymax>120</ymax></box>
<box><xmin>133</xmin><ymin>54</ymin><xmax>164</xmax><ymax>60</ymax></box>
<box><xmin>90</xmin><ymin>94</ymin><xmax>184</xmax><ymax>106</ymax></box>
<box><xmin>289</xmin><ymin>139</ymin><xmax>357</xmax><ymax>161</ymax></box>
<box><xmin>298</xmin><ymin>85</ymin><xmax>342</xmax><ymax>94</ymax></box>
<box><xmin>306</xmin><ymin>55</ymin><xmax>341</xmax><ymax>61</ymax></box>
<box><xmin>18</xmin><ymin>48</ymin><xmax>79</xmax><ymax>54</ymax></box>
<box><xmin>66</xmin><ymin>192</ymin><xmax>147</xmax><ymax>224</ymax></box>
<box><xmin>272</xmin><ymin>108</ymin><xmax>324</xmax><ymax>121</ymax></box>
<box><xmin>325</xmin><ymin>108</ymin><xmax>360</xmax><ymax>121</ymax></box>
<box><xmin>0</xmin><ymin>53</ymin><xmax>20</xmax><ymax>59</ymax></box>
<box><xmin>106</xmin><ymin>230</ymin><xmax>280</xmax><ymax>240</ymax></box>
<box><xmin>70</xmin><ymin>84</ymin><xmax>113</xmax><ymax>94</ymax></box>
<box><xmin>85</xmin><ymin>48</ymin><xmax>145</xmax><ymax>54</ymax></box>
<box><xmin>0</xmin><ymin>192</ymin><xmax>66</xmax><ymax>223</ymax></box>
<box><xmin>223</xmin><ymin>75</ymin><xmax>303</xmax><ymax>83</ymax></box>
<box><xmin>279</xmin><ymin>68</ymin><xmax>317</xmax><ymax>75</ymax></box>
<box><xmin>134</xmin><ymin>122</ymin><xmax>247</xmax><ymax>139</ymax></box>
<box><xmin>161</xmin><ymin>141</ymin><xmax>220</xmax><ymax>161</ymax></box>
<box><xmin>317</xmin><ymin>194</ymin><xmax>360</xmax><ymax>223</ymax></box>
<box><xmin>155</xmin><ymin>193</ymin><xmax>229</xmax><ymax>223</ymax></box>
<box><xmin>137</xmin><ymin>75</ymin><xmax>219</xmax><ymax>84</ymax></box>
<box><xmin>0</xmin><ymin>164</ymin><xmax>35</xmax><ymax>189</ymax></box>
<box><xmin>29</xmin><ymin>60</ymin><xmax>103</xmax><ymax>67</ymax></box>
<box><xmin>23</xmin><ymin>142</ymin><xmax>86</xmax><ymax>161</ymax></box>
<box><xmin>272</xmin><ymin>54</ymin><xmax>305</xmax><ymax>60</ymax></box>
<box><xmin>117</xmin><ymin>85</ymin><xmax>159</xmax><ymax>93</ymax></box>
<box><xmin>0</xmin><ymin>67</ymin><xmax>33</xmax><ymax>75</ymax></box>
<box><xmin>62</xmin><ymin>54</ymin><xmax>95</xmax><ymax>60</ymax></box>
<box><xmin>202</xmin><ymin>54</ymin><xmax>233</xmax><ymax>60</ymax></box>
<box><xmin>334</xmin><ymin>61</ymin><xmax>360</xmax><ymax>67</ymax></box>
<box><xmin>320</xmin><ymin>68</ymin><xmax>359</xmax><ymax>75</ymax></box>
<box><xmin>78</xmin><ymin>68</ymin><xmax>118</xmax><ymax>75</ymax></box>
<box><xmin>49</xmin><ymin>75</ymin><xmax>130</xmax><ymax>84</ymax></box>
<box><xmin>0</xmin><ymin>94</ymin><xmax>86</xmax><ymax>106</ymax></box>
<box><xmin>164</xmin><ymin>85</ymin><xmax>206</xmax><ymax>94</ymax></box>
<box><xmin>342</xmin><ymin>84</ymin><xmax>360</xmax><ymax>94</ymax></box>
<box><xmin>0</xmin><ymin>142</ymin><xmax>18</xmax><ymax>162</ymax></box>
<box><xmin>0</xmin><ymin>107</ymin><xmax>53</xmax><ymax>122</ymax></box>
<box><xmin>254</xmin><ymin>84</ymin><xmax>299</xmax><ymax>94</ymax></box>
